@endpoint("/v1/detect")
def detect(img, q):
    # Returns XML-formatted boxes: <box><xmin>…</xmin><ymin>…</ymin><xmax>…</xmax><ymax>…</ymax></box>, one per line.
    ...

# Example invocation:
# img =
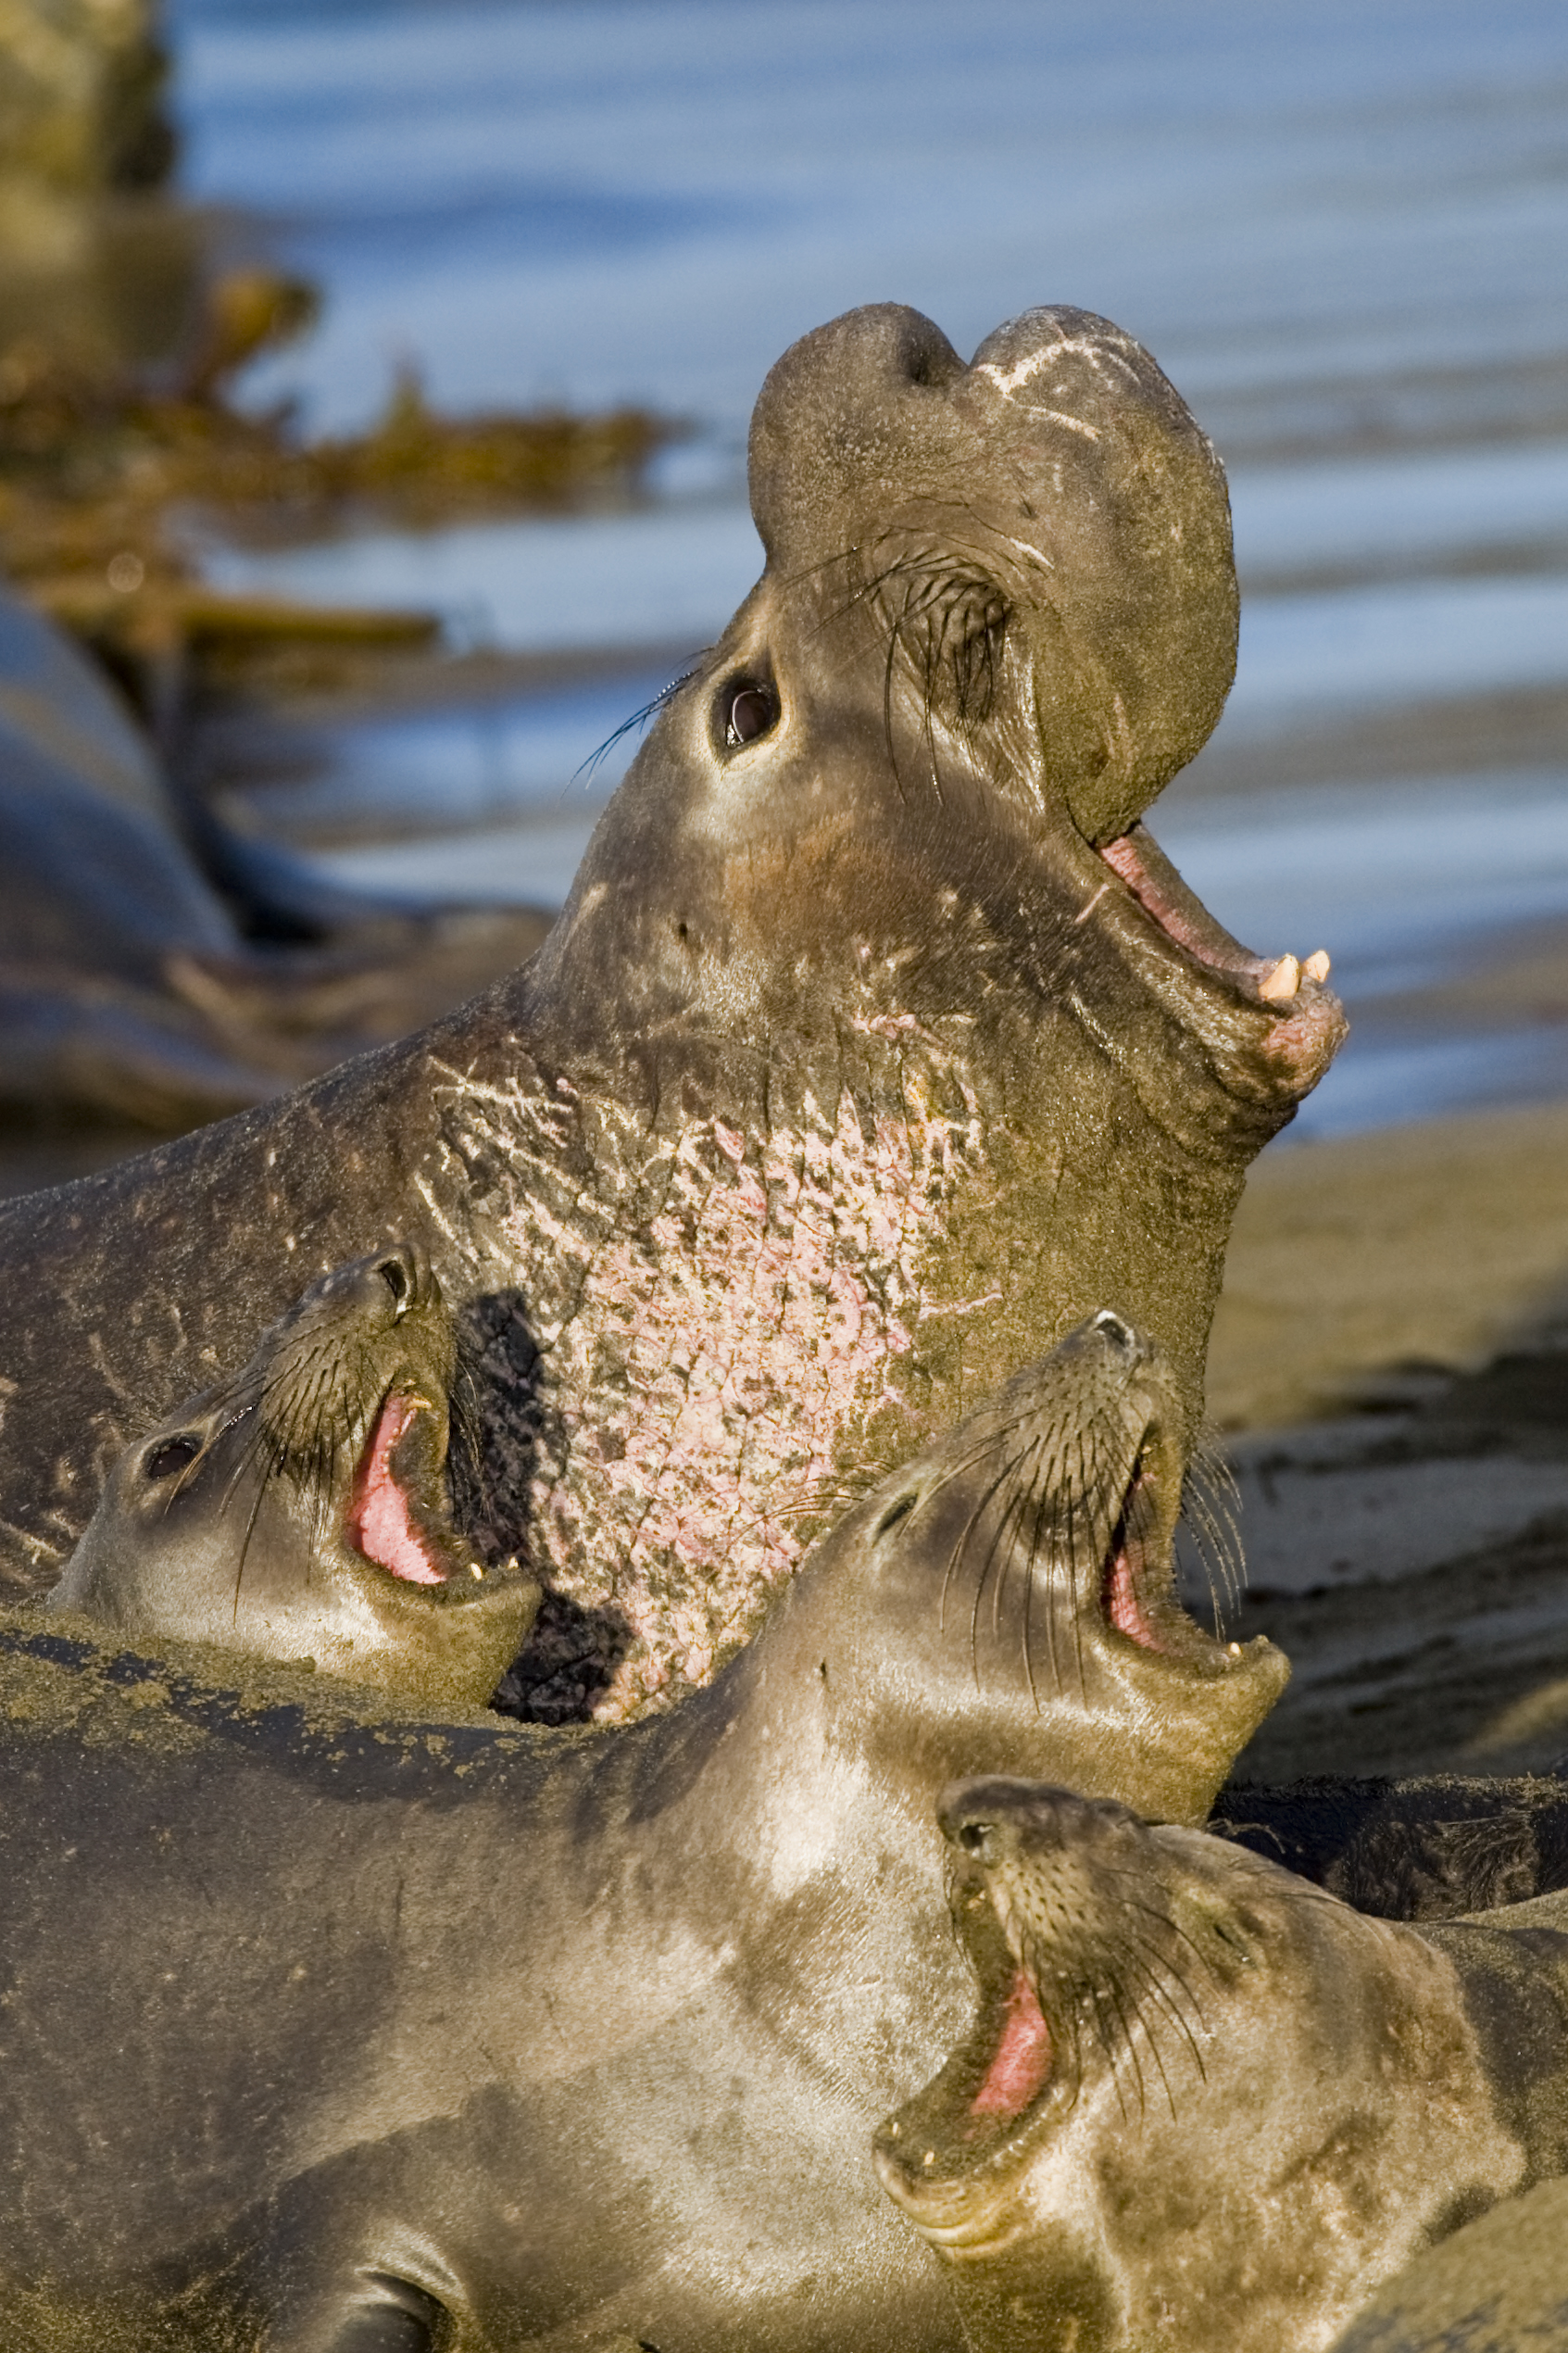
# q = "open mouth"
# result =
<box><xmin>344</xmin><ymin>1385</ymin><xmax>521</xmax><ymax>1599</ymax></box>
<box><xmin>1087</xmin><ymin>1419</ymin><xmax>1229</xmax><ymax>1673</ymax></box>
<box><xmin>347</xmin><ymin>1389</ymin><xmax>452</xmax><ymax>1585</ymax></box>
<box><xmin>1098</xmin><ymin>823</ymin><xmax>1328</xmax><ymax>1010</ymax></box>
<box><xmin>1091</xmin><ymin>819</ymin><xmax>1347</xmax><ymax>1108</ymax></box>
<box><xmin>875</xmin><ymin>1878</ymin><xmax>1068</xmax><ymax>2229</ymax></box>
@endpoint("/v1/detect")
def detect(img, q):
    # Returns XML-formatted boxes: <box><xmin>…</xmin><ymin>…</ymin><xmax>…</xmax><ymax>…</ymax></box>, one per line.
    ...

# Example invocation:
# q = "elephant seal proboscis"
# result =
<box><xmin>0</xmin><ymin>303</ymin><xmax>1344</xmax><ymax>1722</ymax></box>
<box><xmin>875</xmin><ymin>1781</ymin><xmax>1568</xmax><ymax>2353</ymax></box>
<box><xmin>45</xmin><ymin>1240</ymin><xmax>540</xmax><ymax>1709</ymax></box>
<box><xmin>0</xmin><ymin>1315</ymin><xmax>1286</xmax><ymax>2351</ymax></box>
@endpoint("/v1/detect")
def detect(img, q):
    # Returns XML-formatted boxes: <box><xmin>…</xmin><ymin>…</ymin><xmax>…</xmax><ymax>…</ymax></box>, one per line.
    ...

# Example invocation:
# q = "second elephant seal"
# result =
<box><xmin>46</xmin><ymin>1241</ymin><xmax>540</xmax><ymax>1709</ymax></box>
<box><xmin>877</xmin><ymin>1783</ymin><xmax>1568</xmax><ymax>2353</ymax></box>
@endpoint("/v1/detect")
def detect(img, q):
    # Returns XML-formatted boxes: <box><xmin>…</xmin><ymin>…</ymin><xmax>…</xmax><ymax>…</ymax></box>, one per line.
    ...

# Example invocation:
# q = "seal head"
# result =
<box><xmin>790</xmin><ymin>1311</ymin><xmax>1286</xmax><ymax>1825</ymax></box>
<box><xmin>876</xmin><ymin>1783</ymin><xmax>1532</xmax><ymax>2353</ymax></box>
<box><xmin>748</xmin><ymin>302</ymin><xmax>1237</xmax><ymax>841</ymax></box>
<box><xmin>46</xmin><ymin>1242</ymin><xmax>540</xmax><ymax>1707</ymax></box>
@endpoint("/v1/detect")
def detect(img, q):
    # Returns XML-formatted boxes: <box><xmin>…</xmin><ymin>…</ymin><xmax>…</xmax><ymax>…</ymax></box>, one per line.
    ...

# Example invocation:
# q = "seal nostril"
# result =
<box><xmin>1092</xmin><ymin>1309</ymin><xmax>1135</xmax><ymax>1352</ymax></box>
<box><xmin>144</xmin><ymin>1433</ymin><xmax>200</xmax><ymax>1482</ymax></box>
<box><xmin>720</xmin><ymin>678</ymin><xmax>778</xmax><ymax>749</ymax></box>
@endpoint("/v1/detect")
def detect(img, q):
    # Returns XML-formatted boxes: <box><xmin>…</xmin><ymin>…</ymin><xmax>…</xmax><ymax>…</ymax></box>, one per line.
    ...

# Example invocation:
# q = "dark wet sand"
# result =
<box><xmin>1210</xmin><ymin>1101</ymin><xmax>1568</xmax><ymax>1783</ymax></box>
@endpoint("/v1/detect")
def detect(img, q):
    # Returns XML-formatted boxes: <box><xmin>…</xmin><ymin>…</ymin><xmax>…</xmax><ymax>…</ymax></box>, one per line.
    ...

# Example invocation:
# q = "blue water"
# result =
<box><xmin>169</xmin><ymin>0</ymin><xmax>1568</xmax><ymax>436</ymax></box>
<box><xmin>169</xmin><ymin>0</ymin><xmax>1568</xmax><ymax>1139</ymax></box>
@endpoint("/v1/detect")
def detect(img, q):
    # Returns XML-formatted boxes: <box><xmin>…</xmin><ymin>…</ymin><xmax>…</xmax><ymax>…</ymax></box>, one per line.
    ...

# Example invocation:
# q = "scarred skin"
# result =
<box><xmin>0</xmin><ymin>303</ymin><xmax>1343</xmax><ymax>1721</ymax></box>
<box><xmin>877</xmin><ymin>1784</ymin><xmax>1568</xmax><ymax>2353</ymax></box>
<box><xmin>0</xmin><ymin>1317</ymin><xmax>1287</xmax><ymax>2351</ymax></box>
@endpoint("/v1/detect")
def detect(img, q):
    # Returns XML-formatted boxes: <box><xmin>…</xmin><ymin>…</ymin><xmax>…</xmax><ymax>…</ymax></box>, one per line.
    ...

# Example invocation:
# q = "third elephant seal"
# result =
<box><xmin>877</xmin><ymin>1783</ymin><xmax>1568</xmax><ymax>2353</ymax></box>
<box><xmin>46</xmin><ymin>1242</ymin><xmax>540</xmax><ymax>1710</ymax></box>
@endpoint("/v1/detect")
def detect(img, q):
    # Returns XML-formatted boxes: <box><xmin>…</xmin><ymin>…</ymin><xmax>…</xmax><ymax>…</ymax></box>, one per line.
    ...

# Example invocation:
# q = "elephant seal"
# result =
<box><xmin>875</xmin><ymin>1782</ymin><xmax>1568</xmax><ymax>2353</ymax></box>
<box><xmin>0</xmin><ymin>1315</ymin><xmax>1286</xmax><ymax>2351</ymax></box>
<box><xmin>1212</xmin><ymin>1768</ymin><xmax>1568</xmax><ymax>1920</ymax></box>
<box><xmin>0</xmin><ymin>574</ymin><xmax>554</xmax><ymax>1129</ymax></box>
<box><xmin>44</xmin><ymin>1240</ymin><xmax>541</xmax><ymax>1709</ymax></box>
<box><xmin>0</xmin><ymin>303</ymin><xmax>1343</xmax><ymax>1721</ymax></box>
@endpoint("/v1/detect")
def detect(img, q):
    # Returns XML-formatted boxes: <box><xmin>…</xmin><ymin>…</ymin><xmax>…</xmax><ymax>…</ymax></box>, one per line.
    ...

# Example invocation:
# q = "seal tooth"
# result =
<box><xmin>1258</xmin><ymin>955</ymin><xmax>1300</xmax><ymax>1003</ymax></box>
<box><xmin>1302</xmin><ymin>949</ymin><xmax>1331</xmax><ymax>983</ymax></box>
<box><xmin>469</xmin><ymin>1561</ymin><xmax>485</xmax><ymax>1579</ymax></box>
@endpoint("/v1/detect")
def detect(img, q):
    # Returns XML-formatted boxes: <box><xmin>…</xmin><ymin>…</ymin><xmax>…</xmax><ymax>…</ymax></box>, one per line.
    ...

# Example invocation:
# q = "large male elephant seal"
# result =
<box><xmin>876</xmin><ymin>1782</ymin><xmax>1568</xmax><ymax>2353</ymax></box>
<box><xmin>45</xmin><ymin>1240</ymin><xmax>540</xmax><ymax>1708</ymax></box>
<box><xmin>0</xmin><ymin>1315</ymin><xmax>1286</xmax><ymax>2350</ymax></box>
<box><xmin>0</xmin><ymin>303</ymin><xmax>1343</xmax><ymax>1719</ymax></box>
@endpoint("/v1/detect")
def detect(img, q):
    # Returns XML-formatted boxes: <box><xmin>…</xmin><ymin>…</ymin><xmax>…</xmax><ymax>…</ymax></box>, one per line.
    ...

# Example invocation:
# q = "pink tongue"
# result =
<box><xmin>348</xmin><ymin>1394</ymin><xmax>445</xmax><ymax>1584</ymax></box>
<box><xmin>972</xmin><ymin>1971</ymin><xmax>1052</xmax><ymax>2117</ymax></box>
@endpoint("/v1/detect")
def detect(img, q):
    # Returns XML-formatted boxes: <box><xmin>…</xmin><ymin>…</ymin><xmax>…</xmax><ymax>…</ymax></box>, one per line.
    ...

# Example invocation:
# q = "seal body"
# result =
<box><xmin>0</xmin><ymin>305</ymin><xmax>1343</xmax><ymax>1721</ymax></box>
<box><xmin>44</xmin><ymin>1241</ymin><xmax>540</xmax><ymax>1710</ymax></box>
<box><xmin>0</xmin><ymin>1317</ymin><xmax>1286</xmax><ymax>2350</ymax></box>
<box><xmin>0</xmin><ymin>574</ymin><xmax>552</xmax><ymax>1128</ymax></box>
<box><xmin>876</xmin><ymin>1783</ymin><xmax>1568</xmax><ymax>2353</ymax></box>
<box><xmin>1327</xmin><ymin>2171</ymin><xmax>1568</xmax><ymax>2351</ymax></box>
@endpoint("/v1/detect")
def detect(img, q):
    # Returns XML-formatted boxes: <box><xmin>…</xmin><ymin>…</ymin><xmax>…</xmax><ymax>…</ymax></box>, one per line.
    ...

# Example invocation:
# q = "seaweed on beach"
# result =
<box><xmin>0</xmin><ymin>258</ymin><xmax>684</xmax><ymax>696</ymax></box>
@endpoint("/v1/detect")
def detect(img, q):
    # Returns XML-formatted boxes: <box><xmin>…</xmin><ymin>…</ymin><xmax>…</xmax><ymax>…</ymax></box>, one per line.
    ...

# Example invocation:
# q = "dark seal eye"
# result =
<box><xmin>721</xmin><ymin>679</ymin><xmax>778</xmax><ymax>749</ymax></box>
<box><xmin>144</xmin><ymin>1434</ymin><xmax>201</xmax><ymax>1482</ymax></box>
<box><xmin>875</xmin><ymin>1491</ymin><xmax>918</xmax><ymax>1539</ymax></box>
<box><xmin>957</xmin><ymin>1822</ymin><xmax>992</xmax><ymax>1856</ymax></box>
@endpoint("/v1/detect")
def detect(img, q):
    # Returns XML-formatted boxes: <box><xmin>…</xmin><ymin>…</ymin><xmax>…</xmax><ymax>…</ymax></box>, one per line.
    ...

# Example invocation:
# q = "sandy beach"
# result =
<box><xmin>1209</xmin><ymin>1101</ymin><xmax>1568</xmax><ymax>1783</ymax></box>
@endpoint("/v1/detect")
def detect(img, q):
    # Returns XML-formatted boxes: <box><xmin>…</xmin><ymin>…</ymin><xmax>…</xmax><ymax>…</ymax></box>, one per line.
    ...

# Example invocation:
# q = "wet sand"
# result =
<box><xmin>1209</xmin><ymin>1101</ymin><xmax>1568</xmax><ymax>1784</ymax></box>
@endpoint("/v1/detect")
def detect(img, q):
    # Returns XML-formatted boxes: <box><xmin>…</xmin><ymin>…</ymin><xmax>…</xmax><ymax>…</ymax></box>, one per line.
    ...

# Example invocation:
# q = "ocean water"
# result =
<box><xmin>170</xmin><ymin>0</ymin><xmax>1568</xmax><ymax>1139</ymax></box>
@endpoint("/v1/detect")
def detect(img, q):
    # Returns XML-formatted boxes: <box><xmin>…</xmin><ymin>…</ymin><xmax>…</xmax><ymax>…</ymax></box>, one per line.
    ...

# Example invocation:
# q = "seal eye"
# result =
<box><xmin>957</xmin><ymin>1822</ymin><xmax>992</xmax><ymax>1856</ymax></box>
<box><xmin>875</xmin><ymin>1491</ymin><xmax>918</xmax><ymax>1539</ymax></box>
<box><xmin>721</xmin><ymin>679</ymin><xmax>778</xmax><ymax>749</ymax></box>
<box><xmin>144</xmin><ymin>1434</ymin><xmax>201</xmax><ymax>1482</ymax></box>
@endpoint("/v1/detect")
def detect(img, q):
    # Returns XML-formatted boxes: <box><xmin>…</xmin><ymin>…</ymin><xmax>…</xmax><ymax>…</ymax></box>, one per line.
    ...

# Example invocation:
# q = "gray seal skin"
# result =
<box><xmin>1328</xmin><ymin>2171</ymin><xmax>1568</xmax><ymax>2351</ymax></box>
<box><xmin>0</xmin><ymin>1315</ymin><xmax>1287</xmax><ymax>2351</ymax></box>
<box><xmin>875</xmin><ymin>1784</ymin><xmax>1568</xmax><ymax>2353</ymax></box>
<box><xmin>46</xmin><ymin>1241</ymin><xmax>541</xmax><ymax>1711</ymax></box>
<box><xmin>0</xmin><ymin>303</ymin><xmax>1344</xmax><ymax>1723</ymax></box>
